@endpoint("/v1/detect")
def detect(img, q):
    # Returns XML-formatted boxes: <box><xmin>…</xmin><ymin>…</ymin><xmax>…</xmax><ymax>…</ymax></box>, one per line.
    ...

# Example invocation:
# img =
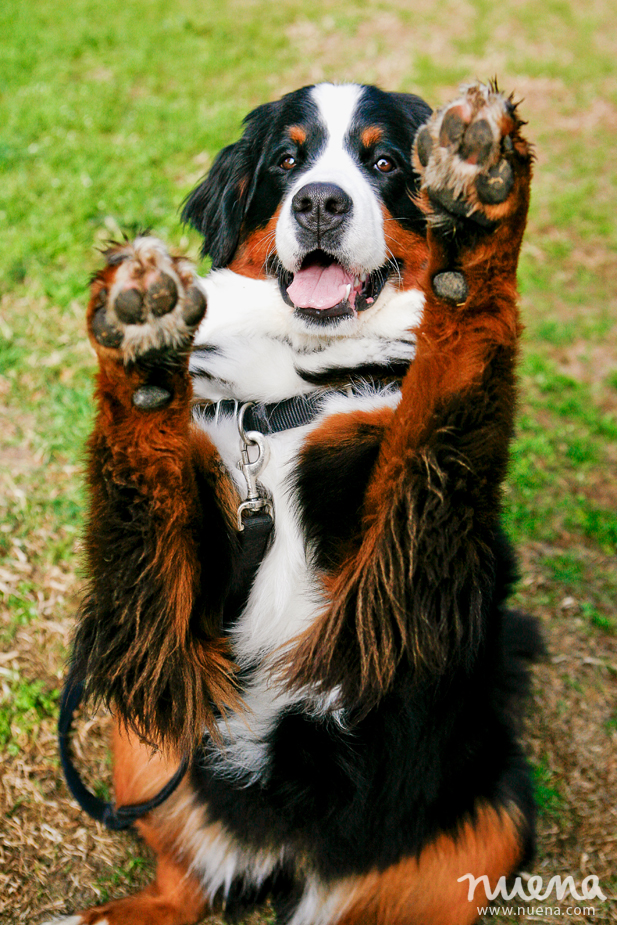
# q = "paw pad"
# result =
<box><xmin>91</xmin><ymin>291</ymin><xmax>124</xmax><ymax>347</ymax></box>
<box><xmin>415</xmin><ymin>127</ymin><xmax>433</xmax><ymax>168</ymax></box>
<box><xmin>144</xmin><ymin>272</ymin><xmax>178</xmax><ymax>317</ymax></box>
<box><xmin>132</xmin><ymin>385</ymin><xmax>172</xmax><ymax>410</ymax></box>
<box><xmin>439</xmin><ymin>107</ymin><xmax>467</xmax><ymax>148</ymax></box>
<box><xmin>475</xmin><ymin>159</ymin><xmax>514</xmax><ymax>205</ymax></box>
<box><xmin>89</xmin><ymin>237</ymin><xmax>206</xmax><ymax>363</ymax></box>
<box><xmin>115</xmin><ymin>287</ymin><xmax>146</xmax><ymax>324</ymax></box>
<box><xmin>459</xmin><ymin>118</ymin><xmax>494</xmax><ymax>166</ymax></box>
<box><xmin>432</xmin><ymin>271</ymin><xmax>469</xmax><ymax>304</ymax></box>
<box><xmin>413</xmin><ymin>82</ymin><xmax>526</xmax><ymax>225</ymax></box>
<box><xmin>182</xmin><ymin>286</ymin><xmax>207</xmax><ymax>327</ymax></box>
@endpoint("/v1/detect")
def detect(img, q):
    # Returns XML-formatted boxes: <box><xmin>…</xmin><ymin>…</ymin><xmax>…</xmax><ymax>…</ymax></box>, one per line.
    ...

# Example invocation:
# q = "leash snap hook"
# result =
<box><xmin>236</xmin><ymin>403</ymin><xmax>274</xmax><ymax>531</ymax></box>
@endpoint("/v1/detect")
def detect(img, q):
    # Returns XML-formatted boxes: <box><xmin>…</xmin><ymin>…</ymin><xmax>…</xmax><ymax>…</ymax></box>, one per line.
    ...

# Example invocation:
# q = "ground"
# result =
<box><xmin>0</xmin><ymin>0</ymin><xmax>615</xmax><ymax>923</ymax></box>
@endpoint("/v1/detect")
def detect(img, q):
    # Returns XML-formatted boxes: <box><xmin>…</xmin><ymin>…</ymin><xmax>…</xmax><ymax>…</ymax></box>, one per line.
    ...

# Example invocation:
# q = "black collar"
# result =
<box><xmin>193</xmin><ymin>379</ymin><xmax>400</xmax><ymax>436</ymax></box>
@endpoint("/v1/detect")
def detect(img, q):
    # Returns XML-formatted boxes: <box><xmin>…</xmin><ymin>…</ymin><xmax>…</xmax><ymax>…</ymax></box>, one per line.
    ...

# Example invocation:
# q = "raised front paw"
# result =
<box><xmin>88</xmin><ymin>236</ymin><xmax>206</xmax><ymax>364</ymax></box>
<box><xmin>413</xmin><ymin>81</ymin><xmax>532</xmax><ymax>231</ymax></box>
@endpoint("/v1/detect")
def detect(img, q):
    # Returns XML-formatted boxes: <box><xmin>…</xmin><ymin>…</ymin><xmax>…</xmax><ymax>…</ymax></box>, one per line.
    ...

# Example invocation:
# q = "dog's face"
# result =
<box><xmin>182</xmin><ymin>83</ymin><xmax>432</xmax><ymax>331</ymax></box>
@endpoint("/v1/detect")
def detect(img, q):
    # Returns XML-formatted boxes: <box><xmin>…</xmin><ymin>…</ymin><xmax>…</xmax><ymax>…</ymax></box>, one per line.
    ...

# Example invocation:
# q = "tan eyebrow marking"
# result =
<box><xmin>288</xmin><ymin>125</ymin><xmax>307</xmax><ymax>145</ymax></box>
<box><xmin>361</xmin><ymin>126</ymin><xmax>383</xmax><ymax>147</ymax></box>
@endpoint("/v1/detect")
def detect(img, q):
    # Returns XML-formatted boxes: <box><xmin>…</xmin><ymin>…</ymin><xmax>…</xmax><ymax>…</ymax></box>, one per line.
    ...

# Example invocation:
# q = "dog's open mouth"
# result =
<box><xmin>278</xmin><ymin>251</ymin><xmax>391</xmax><ymax>324</ymax></box>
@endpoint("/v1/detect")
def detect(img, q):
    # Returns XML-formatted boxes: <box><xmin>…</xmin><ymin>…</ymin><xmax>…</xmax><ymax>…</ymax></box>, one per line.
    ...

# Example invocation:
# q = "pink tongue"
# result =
<box><xmin>287</xmin><ymin>263</ymin><xmax>354</xmax><ymax>310</ymax></box>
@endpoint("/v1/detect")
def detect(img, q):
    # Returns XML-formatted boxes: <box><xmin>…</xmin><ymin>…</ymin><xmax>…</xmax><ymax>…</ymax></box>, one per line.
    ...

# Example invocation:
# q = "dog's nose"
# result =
<box><xmin>291</xmin><ymin>183</ymin><xmax>353</xmax><ymax>234</ymax></box>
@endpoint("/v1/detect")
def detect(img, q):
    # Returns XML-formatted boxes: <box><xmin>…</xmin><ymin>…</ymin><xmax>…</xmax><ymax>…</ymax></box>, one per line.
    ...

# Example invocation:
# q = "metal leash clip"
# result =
<box><xmin>236</xmin><ymin>403</ymin><xmax>274</xmax><ymax>531</ymax></box>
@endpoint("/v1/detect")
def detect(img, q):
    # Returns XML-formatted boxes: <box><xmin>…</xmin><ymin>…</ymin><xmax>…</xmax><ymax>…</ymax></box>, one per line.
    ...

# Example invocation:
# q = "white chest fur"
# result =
<box><xmin>189</xmin><ymin>270</ymin><xmax>422</xmax><ymax>781</ymax></box>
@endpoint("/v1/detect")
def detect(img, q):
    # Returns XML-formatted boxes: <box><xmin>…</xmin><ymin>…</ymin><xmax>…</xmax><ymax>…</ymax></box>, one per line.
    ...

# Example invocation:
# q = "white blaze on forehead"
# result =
<box><xmin>310</xmin><ymin>82</ymin><xmax>363</xmax><ymax>152</ymax></box>
<box><xmin>275</xmin><ymin>83</ymin><xmax>387</xmax><ymax>275</ymax></box>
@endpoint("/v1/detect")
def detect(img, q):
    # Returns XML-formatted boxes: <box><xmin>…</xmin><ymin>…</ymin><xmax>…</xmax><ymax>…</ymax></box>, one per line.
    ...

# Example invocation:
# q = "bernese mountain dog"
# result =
<box><xmin>47</xmin><ymin>81</ymin><xmax>541</xmax><ymax>925</ymax></box>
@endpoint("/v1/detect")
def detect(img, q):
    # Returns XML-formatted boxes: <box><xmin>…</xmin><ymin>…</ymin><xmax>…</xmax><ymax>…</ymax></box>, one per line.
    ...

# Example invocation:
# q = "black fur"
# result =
<box><xmin>190</xmin><ymin>356</ymin><xmax>542</xmax><ymax>909</ymax></box>
<box><xmin>297</xmin><ymin>359</ymin><xmax>412</xmax><ymax>387</ymax></box>
<box><xmin>193</xmin><ymin>599</ymin><xmax>540</xmax><ymax>885</ymax></box>
<box><xmin>295</xmin><ymin>417</ymin><xmax>386</xmax><ymax>571</ymax></box>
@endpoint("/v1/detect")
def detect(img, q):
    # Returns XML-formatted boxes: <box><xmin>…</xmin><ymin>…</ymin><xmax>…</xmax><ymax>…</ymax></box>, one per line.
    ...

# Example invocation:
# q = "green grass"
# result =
<box><xmin>503</xmin><ymin>346</ymin><xmax>617</xmax><ymax>575</ymax></box>
<box><xmin>531</xmin><ymin>758</ymin><xmax>566</xmax><ymax>821</ymax></box>
<box><xmin>581</xmin><ymin>602</ymin><xmax>615</xmax><ymax>635</ymax></box>
<box><xmin>0</xmin><ymin>677</ymin><xmax>60</xmax><ymax>756</ymax></box>
<box><xmin>95</xmin><ymin>856</ymin><xmax>151</xmax><ymax>904</ymax></box>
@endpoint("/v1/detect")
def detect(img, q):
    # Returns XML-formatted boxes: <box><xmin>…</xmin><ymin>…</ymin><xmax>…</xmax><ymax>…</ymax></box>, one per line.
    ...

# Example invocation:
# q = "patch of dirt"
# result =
<box><xmin>516</xmin><ymin>543</ymin><xmax>617</xmax><ymax>923</ymax></box>
<box><xmin>566</xmin><ymin>250</ymin><xmax>617</xmax><ymax>312</ymax></box>
<box><xmin>282</xmin><ymin>3</ymin><xmax>470</xmax><ymax>91</ymax></box>
<box><xmin>556</xmin><ymin>340</ymin><xmax>617</xmax><ymax>386</ymax></box>
<box><xmin>0</xmin><ymin>502</ymin><xmax>141</xmax><ymax>922</ymax></box>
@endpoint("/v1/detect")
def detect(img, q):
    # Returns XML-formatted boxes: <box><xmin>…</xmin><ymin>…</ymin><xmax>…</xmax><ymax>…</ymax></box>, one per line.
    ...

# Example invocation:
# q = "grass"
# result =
<box><xmin>0</xmin><ymin>678</ymin><xmax>60</xmax><ymax>757</ymax></box>
<box><xmin>531</xmin><ymin>758</ymin><xmax>566</xmax><ymax>821</ymax></box>
<box><xmin>1</xmin><ymin>0</ymin><xmax>616</xmax><ymax>922</ymax></box>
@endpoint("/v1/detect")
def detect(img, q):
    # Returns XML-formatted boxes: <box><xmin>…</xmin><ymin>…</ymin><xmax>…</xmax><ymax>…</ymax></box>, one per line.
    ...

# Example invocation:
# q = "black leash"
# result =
<box><xmin>58</xmin><ymin>678</ymin><xmax>189</xmax><ymax>830</ymax></box>
<box><xmin>224</xmin><ymin>509</ymin><xmax>274</xmax><ymax>632</ymax></box>
<box><xmin>58</xmin><ymin>505</ymin><xmax>274</xmax><ymax>830</ymax></box>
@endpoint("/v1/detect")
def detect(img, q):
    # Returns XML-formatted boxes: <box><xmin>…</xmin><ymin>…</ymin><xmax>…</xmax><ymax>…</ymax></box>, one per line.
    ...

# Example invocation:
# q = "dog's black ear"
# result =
<box><xmin>181</xmin><ymin>141</ymin><xmax>251</xmax><ymax>268</ymax></box>
<box><xmin>181</xmin><ymin>100</ymin><xmax>281</xmax><ymax>268</ymax></box>
<box><xmin>389</xmin><ymin>92</ymin><xmax>433</xmax><ymax>139</ymax></box>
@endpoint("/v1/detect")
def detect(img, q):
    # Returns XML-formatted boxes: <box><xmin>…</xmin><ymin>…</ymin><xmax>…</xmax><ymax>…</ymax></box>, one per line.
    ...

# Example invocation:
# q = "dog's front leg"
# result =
<box><xmin>359</xmin><ymin>81</ymin><xmax>534</xmax><ymax>677</ymax></box>
<box><xmin>72</xmin><ymin>237</ymin><xmax>239</xmax><ymax>755</ymax></box>
<box><xmin>286</xmin><ymin>82</ymin><xmax>533</xmax><ymax>703</ymax></box>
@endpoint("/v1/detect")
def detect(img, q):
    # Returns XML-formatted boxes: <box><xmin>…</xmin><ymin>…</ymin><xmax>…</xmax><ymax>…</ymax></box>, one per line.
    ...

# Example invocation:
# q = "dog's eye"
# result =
<box><xmin>374</xmin><ymin>156</ymin><xmax>395</xmax><ymax>173</ymax></box>
<box><xmin>280</xmin><ymin>155</ymin><xmax>297</xmax><ymax>170</ymax></box>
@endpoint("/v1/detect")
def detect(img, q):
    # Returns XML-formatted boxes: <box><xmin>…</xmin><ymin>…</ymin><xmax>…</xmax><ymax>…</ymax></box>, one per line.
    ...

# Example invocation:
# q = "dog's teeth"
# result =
<box><xmin>345</xmin><ymin>284</ymin><xmax>351</xmax><ymax>300</ymax></box>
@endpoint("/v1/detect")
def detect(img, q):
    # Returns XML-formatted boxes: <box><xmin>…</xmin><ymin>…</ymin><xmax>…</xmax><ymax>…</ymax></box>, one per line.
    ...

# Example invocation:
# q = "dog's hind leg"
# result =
<box><xmin>42</xmin><ymin>723</ymin><xmax>209</xmax><ymax>925</ymax></box>
<box><xmin>43</xmin><ymin>853</ymin><xmax>208</xmax><ymax>925</ymax></box>
<box><xmin>285</xmin><ymin>802</ymin><xmax>523</xmax><ymax>925</ymax></box>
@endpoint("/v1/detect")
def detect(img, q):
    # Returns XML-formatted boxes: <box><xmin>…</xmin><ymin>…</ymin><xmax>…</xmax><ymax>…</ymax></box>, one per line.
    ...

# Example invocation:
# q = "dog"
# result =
<box><xmin>48</xmin><ymin>81</ymin><xmax>541</xmax><ymax>925</ymax></box>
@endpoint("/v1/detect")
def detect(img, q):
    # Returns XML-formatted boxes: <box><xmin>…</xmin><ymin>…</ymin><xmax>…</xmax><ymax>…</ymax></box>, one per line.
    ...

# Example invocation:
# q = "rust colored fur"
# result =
<box><xmin>77</xmin><ymin>854</ymin><xmax>207</xmax><ymax>925</ymax></box>
<box><xmin>288</xmin><ymin>125</ymin><xmax>307</xmax><ymax>145</ymax></box>
<box><xmin>361</xmin><ymin>125</ymin><xmax>384</xmax><ymax>147</ymax></box>
<box><xmin>381</xmin><ymin>206</ymin><xmax>427</xmax><ymax>290</ymax></box>
<box><xmin>335</xmin><ymin>804</ymin><xmax>523</xmax><ymax>925</ymax></box>
<box><xmin>71</xmin><ymin>723</ymin><xmax>209</xmax><ymax>925</ymax></box>
<box><xmin>227</xmin><ymin>206</ymin><xmax>281</xmax><ymax>279</ymax></box>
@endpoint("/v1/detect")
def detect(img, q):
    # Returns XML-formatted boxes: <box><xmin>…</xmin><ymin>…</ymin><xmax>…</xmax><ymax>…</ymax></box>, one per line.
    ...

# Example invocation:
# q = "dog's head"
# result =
<box><xmin>182</xmin><ymin>83</ymin><xmax>431</xmax><ymax>330</ymax></box>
